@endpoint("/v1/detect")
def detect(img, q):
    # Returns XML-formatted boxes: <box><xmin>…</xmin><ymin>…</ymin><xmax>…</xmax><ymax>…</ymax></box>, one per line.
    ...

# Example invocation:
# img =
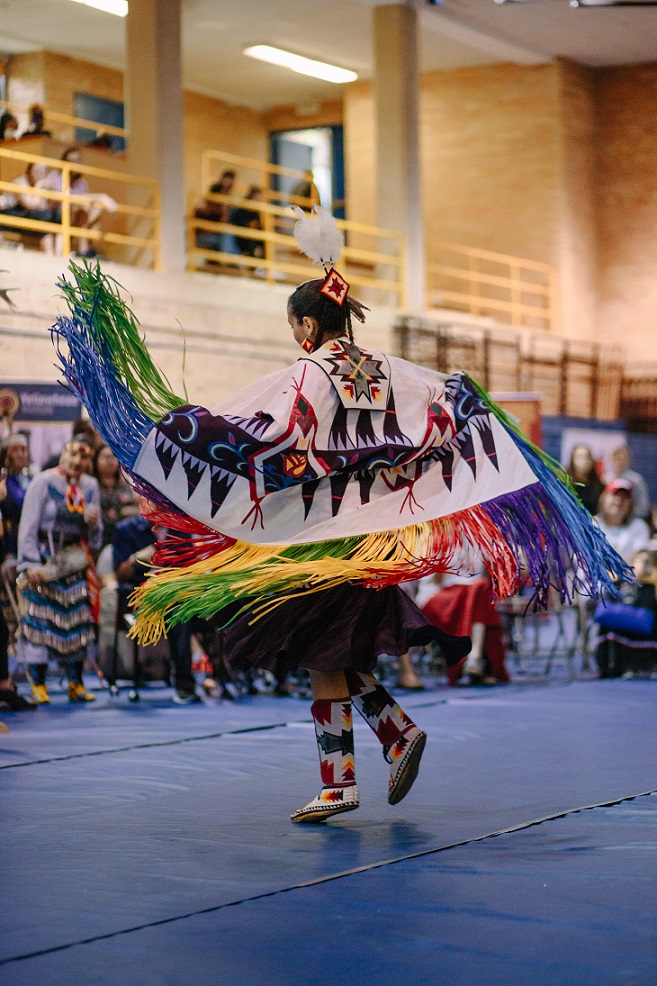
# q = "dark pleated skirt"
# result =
<box><xmin>219</xmin><ymin>584</ymin><xmax>471</xmax><ymax>678</ymax></box>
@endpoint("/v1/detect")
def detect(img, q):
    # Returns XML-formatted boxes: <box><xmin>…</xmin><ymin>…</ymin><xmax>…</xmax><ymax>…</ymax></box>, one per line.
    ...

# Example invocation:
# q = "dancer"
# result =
<box><xmin>51</xmin><ymin>210</ymin><xmax>630</xmax><ymax>821</ymax></box>
<box><xmin>17</xmin><ymin>436</ymin><xmax>102</xmax><ymax>703</ymax></box>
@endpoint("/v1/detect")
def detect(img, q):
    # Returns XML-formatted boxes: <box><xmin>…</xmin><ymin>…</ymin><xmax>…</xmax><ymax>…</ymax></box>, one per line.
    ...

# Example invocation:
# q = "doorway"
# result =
<box><xmin>270</xmin><ymin>125</ymin><xmax>345</xmax><ymax>218</ymax></box>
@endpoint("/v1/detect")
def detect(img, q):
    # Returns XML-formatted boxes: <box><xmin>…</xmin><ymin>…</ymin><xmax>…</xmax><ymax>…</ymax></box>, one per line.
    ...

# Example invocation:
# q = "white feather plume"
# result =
<box><xmin>292</xmin><ymin>205</ymin><xmax>344</xmax><ymax>266</ymax></box>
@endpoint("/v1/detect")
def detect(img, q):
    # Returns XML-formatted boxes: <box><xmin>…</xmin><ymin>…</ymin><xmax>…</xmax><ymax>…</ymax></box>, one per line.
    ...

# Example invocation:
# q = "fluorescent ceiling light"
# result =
<box><xmin>67</xmin><ymin>0</ymin><xmax>128</xmax><ymax>16</ymax></box>
<box><xmin>244</xmin><ymin>45</ymin><xmax>357</xmax><ymax>84</ymax></box>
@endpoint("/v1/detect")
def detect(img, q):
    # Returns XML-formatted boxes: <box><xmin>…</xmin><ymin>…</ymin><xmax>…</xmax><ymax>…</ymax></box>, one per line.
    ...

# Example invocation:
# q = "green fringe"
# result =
<box><xmin>57</xmin><ymin>260</ymin><xmax>183</xmax><ymax>423</ymax></box>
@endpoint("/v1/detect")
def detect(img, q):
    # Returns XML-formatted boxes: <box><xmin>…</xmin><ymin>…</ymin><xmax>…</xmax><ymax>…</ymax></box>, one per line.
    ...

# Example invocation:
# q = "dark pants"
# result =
<box><xmin>0</xmin><ymin>608</ymin><xmax>9</xmax><ymax>681</ymax></box>
<box><xmin>168</xmin><ymin>622</ymin><xmax>195</xmax><ymax>693</ymax></box>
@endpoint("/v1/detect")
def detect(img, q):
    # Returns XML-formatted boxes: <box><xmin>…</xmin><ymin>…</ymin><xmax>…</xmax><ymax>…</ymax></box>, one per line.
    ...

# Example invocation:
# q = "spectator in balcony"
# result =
<box><xmin>0</xmin><ymin>161</ymin><xmax>54</xmax><ymax>249</ymax></box>
<box><xmin>230</xmin><ymin>185</ymin><xmax>264</xmax><ymax>261</ymax></box>
<box><xmin>44</xmin><ymin>146</ymin><xmax>117</xmax><ymax>258</ymax></box>
<box><xmin>565</xmin><ymin>444</ymin><xmax>604</xmax><ymax>516</ymax></box>
<box><xmin>608</xmin><ymin>445</ymin><xmax>651</xmax><ymax>520</ymax></box>
<box><xmin>595</xmin><ymin>480</ymin><xmax>651</xmax><ymax>565</ymax></box>
<box><xmin>194</xmin><ymin>169</ymin><xmax>240</xmax><ymax>258</ymax></box>
<box><xmin>19</xmin><ymin>104</ymin><xmax>52</xmax><ymax>139</ymax></box>
<box><xmin>0</xmin><ymin>112</ymin><xmax>18</xmax><ymax>141</ymax></box>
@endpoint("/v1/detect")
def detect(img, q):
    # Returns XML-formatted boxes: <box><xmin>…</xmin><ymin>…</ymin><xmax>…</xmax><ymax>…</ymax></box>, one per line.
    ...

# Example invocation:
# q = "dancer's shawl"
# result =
<box><xmin>52</xmin><ymin>262</ymin><xmax>631</xmax><ymax>642</ymax></box>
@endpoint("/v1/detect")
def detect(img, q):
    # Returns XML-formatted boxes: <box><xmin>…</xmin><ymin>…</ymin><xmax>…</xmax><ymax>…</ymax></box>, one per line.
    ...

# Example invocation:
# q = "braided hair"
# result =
<box><xmin>287</xmin><ymin>278</ymin><xmax>368</xmax><ymax>353</ymax></box>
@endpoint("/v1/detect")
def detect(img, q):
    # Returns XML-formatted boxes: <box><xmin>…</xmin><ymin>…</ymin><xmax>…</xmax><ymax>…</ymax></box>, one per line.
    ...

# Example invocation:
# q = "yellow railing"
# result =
<box><xmin>427</xmin><ymin>241</ymin><xmax>557</xmax><ymax>333</ymax></box>
<box><xmin>0</xmin><ymin>145</ymin><xmax>159</xmax><ymax>268</ymax></box>
<box><xmin>188</xmin><ymin>192</ymin><xmax>406</xmax><ymax>304</ymax></box>
<box><xmin>0</xmin><ymin>99</ymin><xmax>126</xmax><ymax>142</ymax></box>
<box><xmin>201</xmin><ymin>149</ymin><xmax>320</xmax><ymax>211</ymax></box>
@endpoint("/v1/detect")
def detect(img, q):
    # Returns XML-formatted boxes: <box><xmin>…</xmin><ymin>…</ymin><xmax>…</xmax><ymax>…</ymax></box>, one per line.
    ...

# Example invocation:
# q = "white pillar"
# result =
<box><xmin>373</xmin><ymin>3</ymin><xmax>425</xmax><ymax>310</ymax></box>
<box><xmin>125</xmin><ymin>0</ymin><xmax>186</xmax><ymax>271</ymax></box>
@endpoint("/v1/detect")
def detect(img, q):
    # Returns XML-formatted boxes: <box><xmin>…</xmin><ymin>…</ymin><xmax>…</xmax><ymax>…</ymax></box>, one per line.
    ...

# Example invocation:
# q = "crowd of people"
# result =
<box><xmin>1</xmin><ymin>415</ymin><xmax>654</xmax><ymax>720</ymax></box>
<box><xmin>0</xmin><ymin>126</ymin><xmax>116</xmax><ymax>256</ymax></box>
<box><xmin>192</xmin><ymin>168</ymin><xmax>319</xmax><ymax>273</ymax></box>
<box><xmin>193</xmin><ymin>169</ymin><xmax>266</xmax><ymax>267</ymax></box>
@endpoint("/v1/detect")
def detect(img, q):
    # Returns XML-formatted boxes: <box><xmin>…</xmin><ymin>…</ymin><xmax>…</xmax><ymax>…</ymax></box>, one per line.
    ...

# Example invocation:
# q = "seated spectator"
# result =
<box><xmin>113</xmin><ymin>506</ymin><xmax>201</xmax><ymax>704</ymax></box>
<box><xmin>420</xmin><ymin>571</ymin><xmax>509</xmax><ymax>686</ymax></box>
<box><xmin>19</xmin><ymin>103</ymin><xmax>52</xmax><ymax>139</ymax></box>
<box><xmin>594</xmin><ymin>547</ymin><xmax>657</xmax><ymax>679</ymax></box>
<box><xmin>0</xmin><ymin>161</ymin><xmax>55</xmax><ymax>250</ymax></box>
<box><xmin>608</xmin><ymin>445</ymin><xmax>651</xmax><ymax>521</ymax></box>
<box><xmin>0</xmin><ymin>112</ymin><xmax>18</xmax><ymax>141</ymax></box>
<box><xmin>194</xmin><ymin>169</ymin><xmax>240</xmax><ymax>258</ymax></box>
<box><xmin>595</xmin><ymin>480</ymin><xmax>651</xmax><ymax>564</ymax></box>
<box><xmin>230</xmin><ymin>186</ymin><xmax>264</xmax><ymax>259</ymax></box>
<box><xmin>43</xmin><ymin>146</ymin><xmax>117</xmax><ymax>257</ymax></box>
<box><xmin>566</xmin><ymin>444</ymin><xmax>604</xmax><ymax>516</ymax></box>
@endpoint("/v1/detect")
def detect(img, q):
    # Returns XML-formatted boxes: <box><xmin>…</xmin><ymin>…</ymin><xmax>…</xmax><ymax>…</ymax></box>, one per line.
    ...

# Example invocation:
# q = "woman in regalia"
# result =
<box><xmin>51</xmin><ymin>209</ymin><xmax>629</xmax><ymax>822</ymax></box>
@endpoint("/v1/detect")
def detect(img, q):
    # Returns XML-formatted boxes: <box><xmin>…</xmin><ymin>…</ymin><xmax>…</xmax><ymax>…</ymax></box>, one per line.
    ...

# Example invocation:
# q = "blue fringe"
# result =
<box><xmin>52</xmin><ymin>313</ymin><xmax>153</xmax><ymax>471</ymax></box>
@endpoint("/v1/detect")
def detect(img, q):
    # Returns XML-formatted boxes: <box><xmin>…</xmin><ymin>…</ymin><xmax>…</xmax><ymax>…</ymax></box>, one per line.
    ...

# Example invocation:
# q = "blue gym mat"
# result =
<box><xmin>1</xmin><ymin>680</ymin><xmax>656</xmax><ymax>984</ymax></box>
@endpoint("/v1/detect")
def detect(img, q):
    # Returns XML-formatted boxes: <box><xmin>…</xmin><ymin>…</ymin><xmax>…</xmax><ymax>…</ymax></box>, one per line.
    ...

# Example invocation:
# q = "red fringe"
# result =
<box><xmin>142</xmin><ymin>502</ymin><xmax>236</xmax><ymax>568</ymax></box>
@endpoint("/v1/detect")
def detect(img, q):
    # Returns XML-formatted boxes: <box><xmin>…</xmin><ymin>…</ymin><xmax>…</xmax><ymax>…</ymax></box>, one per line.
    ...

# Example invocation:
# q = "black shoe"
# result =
<box><xmin>0</xmin><ymin>688</ymin><xmax>36</xmax><ymax>711</ymax></box>
<box><xmin>173</xmin><ymin>690</ymin><xmax>202</xmax><ymax>705</ymax></box>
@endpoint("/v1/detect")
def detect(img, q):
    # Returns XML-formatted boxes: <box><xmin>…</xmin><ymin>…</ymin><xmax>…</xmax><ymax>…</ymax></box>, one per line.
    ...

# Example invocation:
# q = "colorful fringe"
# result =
<box><xmin>51</xmin><ymin>261</ymin><xmax>633</xmax><ymax>646</ymax></box>
<box><xmin>52</xmin><ymin>261</ymin><xmax>182</xmax><ymax>470</ymax></box>
<box><xmin>130</xmin><ymin>476</ymin><xmax>632</xmax><ymax>644</ymax></box>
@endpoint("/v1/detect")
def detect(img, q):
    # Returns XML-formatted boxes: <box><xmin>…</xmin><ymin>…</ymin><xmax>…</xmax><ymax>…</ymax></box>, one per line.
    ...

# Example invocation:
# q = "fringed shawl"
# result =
<box><xmin>52</xmin><ymin>261</ymin><xmax>632</xmax><ymax>643</ymax></box>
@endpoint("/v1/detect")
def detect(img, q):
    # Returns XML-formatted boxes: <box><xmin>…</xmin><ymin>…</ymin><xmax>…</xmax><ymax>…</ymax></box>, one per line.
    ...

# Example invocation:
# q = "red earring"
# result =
<box><xmin>301</xmin><ymin>337</ymin><xmax>314</xmax><ymax>353</ymax></box>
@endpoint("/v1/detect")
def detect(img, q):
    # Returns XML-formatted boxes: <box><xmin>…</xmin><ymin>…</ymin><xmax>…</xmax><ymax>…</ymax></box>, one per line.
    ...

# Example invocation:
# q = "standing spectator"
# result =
<box><xmin>566</xmin><ymin>444</ymin><xmax>604</xmax><ymax>516</ymax></box>
<box><xmin>93</xmin><ymin>444</ymin><xmax>137</xmax><ymax>550</ymax></box>
<box><xmin>0</xmin><ymin>434</ymin><xmax>32</xmax><ymax>559</ymax></box>
<box><xmin>0</xmin><ymin>435</ymin><xmax>35</xmax><ymax>711</ymax></box>
<box><xmin>16</xmin><ymin>436</ymin><xmax>102</xmax><ymax>703</ymax></box>
<box><xmin>609</xmin><ymin>445</ymin><xmax>651</xmax><ymax>520</ymax></box>
<box><xmin>113</xmin><ymin>508</ymin><xmax>201</xmax><ymax>704</ymax></box>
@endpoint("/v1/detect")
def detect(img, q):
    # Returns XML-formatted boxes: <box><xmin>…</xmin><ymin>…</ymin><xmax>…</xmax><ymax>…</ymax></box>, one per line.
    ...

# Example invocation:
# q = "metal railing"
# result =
<box><xmin>427</xmin><ymin>240</ymin><xmax>557</xmax><ymax>334</ymax></box>
<box><xmin>0</xmin><ymin>145</ymin><xmax>159</xmax><ymax>268</ymax></box>
<box><xmin>200</xmin><ymin>149</ymin><xmax>319</xmax><ymax>212</ymax></box>
<box><xmin>394</xmin><ymin>316</ymin><xmax>623</xmax><ymax>420</ymax></box>
<box><xmin>188</xmin><ymin>190</ymin><xmax>407</xmax><ymax>305</ymax></box>
<box><xmin>0</xmin><ymin>99</ymin><xmax>126</xmax><ymax>144</ymax></box>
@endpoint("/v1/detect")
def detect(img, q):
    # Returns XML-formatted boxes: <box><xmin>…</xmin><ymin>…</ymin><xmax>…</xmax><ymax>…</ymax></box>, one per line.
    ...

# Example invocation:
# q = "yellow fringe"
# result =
<box><xmin>128</xmin><ymin>513</ymin><xmax>510</xmax><ymax>645</ymax></box>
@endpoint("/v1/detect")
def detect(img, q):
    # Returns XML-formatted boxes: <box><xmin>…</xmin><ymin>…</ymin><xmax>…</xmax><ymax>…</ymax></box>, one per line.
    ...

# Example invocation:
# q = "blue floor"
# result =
<box><xmin>1</xmin><ymin>679</ymin><xmax>656</xmax><ymax>985</ymax></box>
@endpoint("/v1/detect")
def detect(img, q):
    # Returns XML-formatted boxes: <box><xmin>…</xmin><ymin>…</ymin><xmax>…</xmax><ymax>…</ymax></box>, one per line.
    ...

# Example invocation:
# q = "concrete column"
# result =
<box><xmin>373</xmin><ymin>3</ymin><xmax>425</xmax><ymax>310</ymax></box>
<box><xmin>125</xmin><ymin>0</ymin><xmax>186</xmax><ymax>271</ymax></box>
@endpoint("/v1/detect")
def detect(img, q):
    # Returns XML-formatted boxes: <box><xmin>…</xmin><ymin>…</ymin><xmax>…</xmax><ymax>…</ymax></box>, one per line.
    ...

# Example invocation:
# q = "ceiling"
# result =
<box><xmin>0</xmin><ymin>0</ymin><xmax>656</xmax><ymax>110</ymax></box>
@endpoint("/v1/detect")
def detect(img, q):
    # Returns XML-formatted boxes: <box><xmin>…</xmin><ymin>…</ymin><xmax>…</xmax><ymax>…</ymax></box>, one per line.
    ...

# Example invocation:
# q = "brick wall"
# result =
<box><xmin>595</xmin><ymin>63</ymin><xmax>657</xmax><ymax>358</ymax></box>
